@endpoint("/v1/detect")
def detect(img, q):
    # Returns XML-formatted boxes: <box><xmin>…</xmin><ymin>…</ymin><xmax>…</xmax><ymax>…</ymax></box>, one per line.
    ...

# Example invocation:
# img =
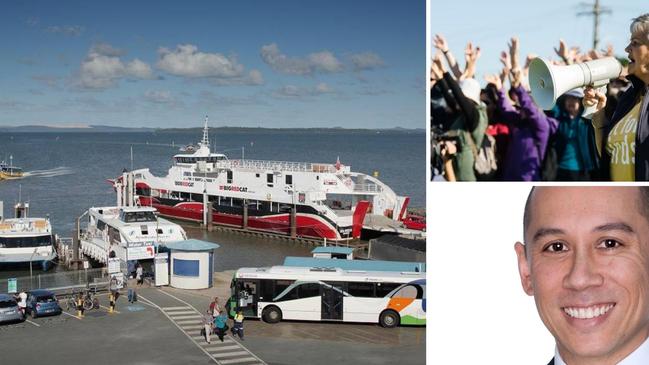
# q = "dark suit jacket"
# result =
<box><xmin>547</xmin><ymin>358</ymin><xmax>554</xmax><ymax>365</ymax></box>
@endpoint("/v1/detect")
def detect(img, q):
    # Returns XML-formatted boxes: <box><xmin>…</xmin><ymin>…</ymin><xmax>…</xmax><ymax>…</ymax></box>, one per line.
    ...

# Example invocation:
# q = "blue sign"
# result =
<box><xmin>7</xmin><ymin>278</ymin><xmax>17</xmax><ymax>293</ymax></box>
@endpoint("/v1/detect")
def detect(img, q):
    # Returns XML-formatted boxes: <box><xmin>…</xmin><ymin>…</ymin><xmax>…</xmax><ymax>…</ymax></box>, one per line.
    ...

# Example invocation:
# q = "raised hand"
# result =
<box><xmin>499</xmin><ymin>51</ymin><xmax>512</xmax><ymax>71</ymax></box>
<box><xmin>484</xmin><ymin>73</ymin><xmax>502</xmax><ymax>90</ymax></box>
<box><xmin>509</xmin><ymin>37</ymin><xmax>520</xmax><ymax>70</ymax></box>
<box><xmin>433</xmin><ymin>34</ymin><xmax>449</xmax><ymax>52</ymax></box>
<box><xmin>430</xmin><ymin>54</ymin><xmax>444</xmax><ymax>82</ymax></box>
<box><xmin>554</xmin><ymin>39</ymin><xmax>569</xmax><ymax>63</ymax></box>
<box><xmin>583</xmin><ymin>86</ymin><xmax>607</xmax><ymax>112</ymax></box>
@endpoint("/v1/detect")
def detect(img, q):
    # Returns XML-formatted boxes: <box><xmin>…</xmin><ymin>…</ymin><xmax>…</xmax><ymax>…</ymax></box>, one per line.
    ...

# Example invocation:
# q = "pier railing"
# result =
<box><xmin>0</xmin><ymin>267</ymin><xmax>111</xmax><ymax>295</ymax></box>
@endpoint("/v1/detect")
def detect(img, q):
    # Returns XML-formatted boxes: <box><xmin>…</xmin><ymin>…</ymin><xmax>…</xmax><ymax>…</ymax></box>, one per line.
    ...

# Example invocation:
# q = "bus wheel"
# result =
<box><xmin>262</xmin><ymin>306</ymin><xmax>282</xmax><ymax>324</ymax></box>
<box><xmin>379</xmin><ymin>310</ymin><xmax>400</xmax><ymax>328</ymax></box>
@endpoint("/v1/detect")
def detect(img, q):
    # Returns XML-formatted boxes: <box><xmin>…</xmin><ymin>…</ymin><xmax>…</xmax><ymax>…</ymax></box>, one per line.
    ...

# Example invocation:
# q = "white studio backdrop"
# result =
<box><xmin>427</xmin><ymin>183</ymin><xmax>555</xmax><ymax>364</ymax></box>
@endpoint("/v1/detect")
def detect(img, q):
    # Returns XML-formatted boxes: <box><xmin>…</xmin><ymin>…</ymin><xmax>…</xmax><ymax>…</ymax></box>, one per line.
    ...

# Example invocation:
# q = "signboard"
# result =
<box><xmin>128</xmin><ymin>245</ymin><xmax>155</xmax><ymax>260</ymax></box>
<box><xmin>107</xmin><ymin>258</ymin><xmax>121</xmax><ymax>274</ymax></box>
<box><xmin>7</xmin><ymin>278</ymin><xmax>17</xmax><ymax>294</ymax></box>
<box><xmin>154</xmin><ymin>252</ymin><xmax>169</xmax><ymax>286</ymax></box>
<box><xmin>109</xmin><ymin>273</ymin><xmax>124</xmax><ymax>290</ymax></box>
<box><xmin>83</xmin><ymin>260</ymin><xmax>89</xmax><ymax>269</ymax></box>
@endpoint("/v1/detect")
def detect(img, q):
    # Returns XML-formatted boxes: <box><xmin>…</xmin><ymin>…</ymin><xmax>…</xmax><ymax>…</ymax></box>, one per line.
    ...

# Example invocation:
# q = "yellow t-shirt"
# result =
<box><xmin>607</xmin><ymin>100</ymin><xmax>643</xmax><ymax>181</ymax></box>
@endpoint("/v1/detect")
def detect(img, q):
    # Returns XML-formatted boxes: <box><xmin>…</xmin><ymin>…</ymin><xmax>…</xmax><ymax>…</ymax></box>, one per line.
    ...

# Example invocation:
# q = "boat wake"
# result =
<box><xmin>23</xmin><ymin>167</ymin><xmax>74</xmax><ymax>178</ymax></box>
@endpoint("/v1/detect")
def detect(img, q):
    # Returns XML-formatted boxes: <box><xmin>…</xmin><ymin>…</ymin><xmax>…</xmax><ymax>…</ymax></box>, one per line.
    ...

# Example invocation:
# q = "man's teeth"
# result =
<box><xmin>564</xmin><ymin>304</ymin><xmax>614</xmax><ymax>319</ymax></box>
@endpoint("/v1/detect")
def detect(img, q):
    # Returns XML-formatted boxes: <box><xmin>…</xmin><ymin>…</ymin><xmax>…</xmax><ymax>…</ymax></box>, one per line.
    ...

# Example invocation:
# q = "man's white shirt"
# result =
<box><xmin>554</xmin><ymin>336</ymin><xmax>649</xmax><ymax>365</ymax></box>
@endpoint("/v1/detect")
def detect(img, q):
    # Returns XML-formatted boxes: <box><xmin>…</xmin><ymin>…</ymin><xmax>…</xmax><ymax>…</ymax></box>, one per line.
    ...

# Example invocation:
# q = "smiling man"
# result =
<box><xmin>515</xmin><ymin>186</ymin><xmax>649</xmax><ymax>365</ymax></box>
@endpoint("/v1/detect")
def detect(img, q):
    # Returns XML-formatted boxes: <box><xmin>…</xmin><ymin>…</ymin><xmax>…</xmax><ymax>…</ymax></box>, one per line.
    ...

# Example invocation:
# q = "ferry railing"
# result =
<box><xmin>353</xmin><ymin>183</ymin><xmax>382</xmax><ymax>193</ymax></box>
<box><xmin>218</xmin><ymin>159</ymin><xmax>338</xmax><ymax>173</ymax></box>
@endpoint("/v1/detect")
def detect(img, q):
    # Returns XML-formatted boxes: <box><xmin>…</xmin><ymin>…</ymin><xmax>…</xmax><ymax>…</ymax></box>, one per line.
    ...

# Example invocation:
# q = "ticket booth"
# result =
<box><xmin>163</xmin><ymin>239</ymin><xmax>220</xmax><ymax>290</ymax></box>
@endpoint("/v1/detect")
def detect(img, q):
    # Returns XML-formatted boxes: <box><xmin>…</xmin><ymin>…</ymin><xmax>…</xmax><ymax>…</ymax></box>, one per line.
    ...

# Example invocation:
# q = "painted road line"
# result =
<box><xmin>176</xmin><ymin>319</ymin><xmax>202</xmax><ymax>325</ymax></box>
<box><xmin>211</xmin><ymin>351</ymin><xmax>250</xmax><ymax>358</ymax></box>
<box><xmin>25</xmin><ymin>319</ymin><xmax>40</xmax><ymax>327</ymax></box>
<box><xmin>162</xmin><ymin>306</ymin><xmax>192</xmax><ymax>310</ymax></box>
<box><xmin>192</xmin><ymin>336</ymin><xmax>234</xmax><ymax>343</ymax></box>
<box><xmin>170</xmin><ymin>314</ymin><xmax>202</xmax><ymax>320</ymax></box>
<box><xmin>181</xmin><ymin>325</ymin><xmax>204</xmax><ymax>330</ymax></box>
<box><xmin>220</xmin><ymin>358</ymin><xmax>260</xmax><ymax>364</ymax></box>
<box><xmin>205</xmin><ymin>345</ymin><xmax>241</xmax><ymax>352</ymax></box>
<box><xmin>61</xmin><ymin>311</ymin><xmax>82</xmax><ymax>320</ymax></box>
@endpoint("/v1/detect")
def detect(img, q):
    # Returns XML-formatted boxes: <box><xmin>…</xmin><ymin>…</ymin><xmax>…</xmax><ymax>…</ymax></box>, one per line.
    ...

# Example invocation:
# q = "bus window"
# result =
<box><xmin>297</xmin><ymin>283</ymin><xmax>320</xmax><ymax>298</ymax></box>
<box><xmin>347</xmin><ymin>282</ymin><xmax>374</xmax><ymax>297</ymax></box>
<box><xmin>376</xmin><ymin>282</ymin><xmax>400</xmax><ymax>298</ymax></box>
<box><xmin>391</xmin><ymin>285</ymin><xmax>419</xmax><ymax>299</ymax></box>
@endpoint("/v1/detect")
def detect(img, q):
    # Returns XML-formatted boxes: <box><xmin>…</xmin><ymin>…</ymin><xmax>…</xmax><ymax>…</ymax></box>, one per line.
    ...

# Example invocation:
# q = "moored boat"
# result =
<box><xmin>113</xmin><ymin>116</ymin><xmax>412</xmax><ymax>241</ymax></box>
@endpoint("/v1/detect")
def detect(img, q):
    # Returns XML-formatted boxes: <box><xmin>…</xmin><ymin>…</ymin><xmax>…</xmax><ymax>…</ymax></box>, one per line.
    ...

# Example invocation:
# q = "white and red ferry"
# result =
<box><xmin>114</xmin><ymin>117</ymin><xmax>411</xmax><ymax>241</ymax></box>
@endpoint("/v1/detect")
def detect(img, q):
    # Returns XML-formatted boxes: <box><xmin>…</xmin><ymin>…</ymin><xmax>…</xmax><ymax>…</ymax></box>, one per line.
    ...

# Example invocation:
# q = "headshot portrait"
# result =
<box><xmin>430</xmin><ymin>184</ymin><xmax>649</xmax><ymax>364</ymax></box>
<box><xmin>515</xmin><ymin>186</ymin><xmax>649</xmax><ymax>365</ymax></box>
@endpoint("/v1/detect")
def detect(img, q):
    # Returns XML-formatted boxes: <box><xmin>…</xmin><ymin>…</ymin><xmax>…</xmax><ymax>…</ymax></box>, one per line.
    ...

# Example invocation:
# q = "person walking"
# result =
<box><xmin>209</xmin><ymin>297</ymin><xmax>221</xmax><ymax>318</ymax></box>
<box><xmin>17</xmin><ymin>291</ymin><xmax>27</xmax><ymax>318</ymax></box>
<box><xmin>214</xmin><ymin>311</ymin><xmax>228</xmax><ymax>342</ymax></box>
<box><xmin>135</xmin><ymin>264</ymin><xmax>144</xmax><ymax>286</ymax></box>
<box><xmin>203</xmin><ymin>309</ymin><xmax>213</xmax><ymax>344</ymax></box>
<box><xmin>231</xmin><ymin>310</ymin><xmax>245</xmax><ymax>340</ymax></box>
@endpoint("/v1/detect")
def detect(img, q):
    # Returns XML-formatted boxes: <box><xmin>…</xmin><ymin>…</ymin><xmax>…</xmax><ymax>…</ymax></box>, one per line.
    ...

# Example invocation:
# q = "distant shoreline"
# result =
<box><xmin>0</xmin><ymin>125</ymin><xmax>425</xmax><ymax>134</ymax></box>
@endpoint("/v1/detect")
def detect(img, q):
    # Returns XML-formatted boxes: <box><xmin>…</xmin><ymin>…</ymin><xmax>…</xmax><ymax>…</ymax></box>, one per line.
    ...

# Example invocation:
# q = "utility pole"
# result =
<box><xmin>577</xmin><ymin>0</ymin><xmax>612</xmax><ymax>50</ymax></box>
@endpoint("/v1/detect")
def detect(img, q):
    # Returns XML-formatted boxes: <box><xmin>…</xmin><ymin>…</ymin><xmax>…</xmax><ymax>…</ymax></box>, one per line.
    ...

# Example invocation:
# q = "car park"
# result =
<box><xmin>25</xmin><ymin>289</ymin><xmax>62</xmax><ymax>318</ymax></box>
<box><xmin>0</xmin><ymin>294</ymin><xmax>25</xmax><ymax>324</ymax></box>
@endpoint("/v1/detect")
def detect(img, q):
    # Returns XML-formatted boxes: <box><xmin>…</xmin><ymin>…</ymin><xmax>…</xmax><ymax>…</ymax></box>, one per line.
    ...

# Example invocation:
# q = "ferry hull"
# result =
<box><xmin>140</xmin><ymin>197</ymin><xmax>343</xmax><ymax>240</ymax></box>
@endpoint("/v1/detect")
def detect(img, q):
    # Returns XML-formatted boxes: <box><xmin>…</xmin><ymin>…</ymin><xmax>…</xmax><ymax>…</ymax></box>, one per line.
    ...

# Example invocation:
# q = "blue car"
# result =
<box><xmin>0</xmin><ymin>294</ymin><xmax>25</xmax><ymax>324</ymax></box>
<box><xmin>25</xmin><ymin>289</ymin><xmax>62</xmax><ymax>318</ymax></box>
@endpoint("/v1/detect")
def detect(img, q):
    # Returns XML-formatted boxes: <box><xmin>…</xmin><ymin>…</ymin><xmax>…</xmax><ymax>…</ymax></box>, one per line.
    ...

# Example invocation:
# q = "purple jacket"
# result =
<box><xmin>496</xmin><ymin>85</ymin><xmax>558</xmax><ymax>181</ymax></box>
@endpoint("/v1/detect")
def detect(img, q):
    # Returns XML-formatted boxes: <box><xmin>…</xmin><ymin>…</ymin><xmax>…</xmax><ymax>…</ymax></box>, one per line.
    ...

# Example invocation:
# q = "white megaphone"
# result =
<box><xmin>529</xmin><ymin>57</ymin><xmax>622</xmax><ymax>112</ymax></box>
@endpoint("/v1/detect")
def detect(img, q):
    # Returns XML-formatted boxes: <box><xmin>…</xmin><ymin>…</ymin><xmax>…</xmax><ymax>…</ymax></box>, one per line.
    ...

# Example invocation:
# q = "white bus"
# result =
<box><xmin>227</xmin><ymin>266</ymin><xmax>426</xmax><ymax>328</ymax></box>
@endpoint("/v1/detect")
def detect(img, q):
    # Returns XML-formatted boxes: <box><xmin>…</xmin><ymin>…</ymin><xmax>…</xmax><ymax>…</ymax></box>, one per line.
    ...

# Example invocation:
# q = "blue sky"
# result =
<box><xmin>0</xmin><ymin>1</ymin><xmax>424</xmax><ymax>129</ymax></box>
<box><xmin>430</xmin><ymin>0</ymin><xmax>645</xmax><ymax>85</ymax></box>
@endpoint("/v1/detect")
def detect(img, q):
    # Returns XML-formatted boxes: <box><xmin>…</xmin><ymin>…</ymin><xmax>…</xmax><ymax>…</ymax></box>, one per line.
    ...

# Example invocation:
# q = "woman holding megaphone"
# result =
<box><xmin>585</xmin><ymin>13</ymin><xmax>649</xmax><ymax>181</ymax></box>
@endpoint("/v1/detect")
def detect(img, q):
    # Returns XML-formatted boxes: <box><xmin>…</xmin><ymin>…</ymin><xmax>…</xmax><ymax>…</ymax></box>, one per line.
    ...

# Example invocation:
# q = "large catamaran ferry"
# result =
<box><xmin>115</xmin><ymin>117</ymin><xmax>411</xmax><ymax>241</ymax></box>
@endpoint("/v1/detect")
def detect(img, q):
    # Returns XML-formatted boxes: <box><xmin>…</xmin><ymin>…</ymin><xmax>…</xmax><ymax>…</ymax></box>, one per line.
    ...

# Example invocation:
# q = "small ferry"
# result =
<box><xmin>0</xmin><ymin>202</ymin><xmax>57</xmax><ymax>271</ymax></box>
<box><xmin>0</xmin><ymin>156</ymin><xmax>24</xmax><ymax>180</ymax></box>
<box><xmin>79</xmin><ymin>205</ymin><xmax>187</xmax><ymax>266</ymax></box>
<box><xmin>113</xmin><ymin>116</ymin><xmax>413</xmax><ymax>241</ymax></box>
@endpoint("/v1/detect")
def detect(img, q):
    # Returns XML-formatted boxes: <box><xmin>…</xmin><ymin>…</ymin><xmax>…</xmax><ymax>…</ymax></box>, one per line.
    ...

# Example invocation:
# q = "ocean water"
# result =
<box><xmin>0</xmin><ymin>129</ymin><xmax>425</xmax><ymax>278</ymax></box>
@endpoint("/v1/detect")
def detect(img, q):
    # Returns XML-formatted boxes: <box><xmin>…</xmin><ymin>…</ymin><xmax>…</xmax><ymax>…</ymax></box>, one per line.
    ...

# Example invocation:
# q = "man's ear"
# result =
<box><xmin>514</xmin><ymin>241</ymin><xmax>534</xmax><ymax>296</ymax></box>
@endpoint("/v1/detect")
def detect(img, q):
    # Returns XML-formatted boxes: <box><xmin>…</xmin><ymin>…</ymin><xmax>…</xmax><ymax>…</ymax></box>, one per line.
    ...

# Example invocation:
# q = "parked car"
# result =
<box><xmin>402</xmin><ymin>214</ymin><xmax>426</xmax><ymax>231</ymax></box>
<box><xmin>25</xmin><ymin>289</ymin><xmax>62</xmax><ymax>318</ymax></box>
<box><xmin>0</xmin><ymin>294</ymin><xmax>25</xmax><ymax>324</ymax></box>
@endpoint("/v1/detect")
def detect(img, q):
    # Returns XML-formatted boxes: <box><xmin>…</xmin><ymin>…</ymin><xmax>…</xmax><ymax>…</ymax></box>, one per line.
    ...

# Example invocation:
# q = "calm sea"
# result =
<box><xmin>0</xmin><ymin>129</ymin><xmax>425</xmax><ymax>278</ymax></box>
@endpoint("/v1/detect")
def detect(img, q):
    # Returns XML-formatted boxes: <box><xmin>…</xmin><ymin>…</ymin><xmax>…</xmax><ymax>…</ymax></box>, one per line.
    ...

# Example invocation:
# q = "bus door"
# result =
<box><xmin>237</xmin><ymin>279</ymin><xmax>259</xmax><ymax>317</ymax></box>
<box><xmin>321</xmin><ymin>282</ymin><xmax>344</xmax><ymax>320</ymax></box>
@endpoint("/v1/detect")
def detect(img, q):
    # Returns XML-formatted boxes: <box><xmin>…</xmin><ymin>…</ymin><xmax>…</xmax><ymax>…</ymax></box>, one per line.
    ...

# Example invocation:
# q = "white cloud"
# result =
<box><xmin>260</xmin><ymin>43</ymin><xmax>343</xmax><ymax>75</ymax></box>
<box><xmin>144</xmin><ymin>90</ymin><xmax>175</xmax><ymax>104</ymax></box>
<box><xmin>272</xmin><ymin>83</ymin><xmax>335</xmax><ymax>99</ymax></box>
<box><xmin>350</xmin><ymin>52</ymin><xmax>385</xmax><ymax>71</ymax></box>
<box><xmin>157</xmin><ymin>44</ymin><xmax>244</xmax><ymax>78</ymax></box>
<box><xmin>45</xmin><ymin>25</ymin><xmax>84</xmax><ymax>37</ymax></box>
<box><xmin>75</xmin><ymin>44</ymin><xmax>155</xmax><ymax>89</ymax></box>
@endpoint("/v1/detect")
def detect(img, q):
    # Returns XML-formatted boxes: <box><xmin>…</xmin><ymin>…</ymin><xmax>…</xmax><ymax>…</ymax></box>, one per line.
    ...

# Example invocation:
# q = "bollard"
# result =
<box><xmin>77</xmin><ymin>297</ymin><xmax>83</xmax><ymax>318</ymax></box>
<box><xmin>109</xmin><ymin>293</ymin><xmax>114</xmax><ymax>313</ymax></box>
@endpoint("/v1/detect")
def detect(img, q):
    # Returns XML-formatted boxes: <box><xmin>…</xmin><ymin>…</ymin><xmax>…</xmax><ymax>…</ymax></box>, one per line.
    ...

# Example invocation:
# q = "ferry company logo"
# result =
<box><xmin>323</xmin><ymin>179</ymin><xmax>338</xmax><ymax>186</ymax></box>
<box><xmin>220</xmin><ymin>185</ymin><xmax>248</xmax><ymax>192</ymax></box>
<box><xmin>175</xmin><ymin>181</ymin><xmax>194</xmax><ymax>187</ymax></box>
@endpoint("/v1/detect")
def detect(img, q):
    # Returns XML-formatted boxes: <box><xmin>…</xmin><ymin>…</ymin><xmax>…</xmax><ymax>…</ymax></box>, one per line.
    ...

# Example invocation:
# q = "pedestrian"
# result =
<box><xmin>209</xmin><ymin>296</ymin><xmax>221</xmax><ymax>318</ymax></box>
<box><xmin>136</xmin><ymin>264</ymin><xmax>144</xmax><ymax>286</ymax></box>
<box><xmin>17</xmin><ymin>291</ymin><xmax>27</xmax><ymax>318</ymax></box>
<box><xmin>202</xmin><ymin>309</ymin><xmax>213</xmax><ymax>344</ymax></box>
<box><xmin>214</xmin><ymin>311</ymin><xmax>228</xmax><ymax>342</ymax></box>
<box><xmin>231</xmin><ymin>310</ymin><xmax>245</xmax><ymax>340</ymax></box>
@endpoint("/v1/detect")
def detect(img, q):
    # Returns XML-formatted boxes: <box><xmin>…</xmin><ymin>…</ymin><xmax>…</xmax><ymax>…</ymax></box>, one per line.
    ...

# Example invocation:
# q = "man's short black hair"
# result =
<box><xmin>523</xmin><ymin>187</ymin><xmax>649</xmax><ymax>249</ymax></box>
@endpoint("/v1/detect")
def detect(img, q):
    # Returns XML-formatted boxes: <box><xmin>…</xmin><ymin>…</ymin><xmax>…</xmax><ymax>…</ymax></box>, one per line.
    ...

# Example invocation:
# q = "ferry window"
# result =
<box><xmin>316</xmin><ymin>176</ymin><xmax>319</xmax><ymax>180</ymax></box>
<box><xmin>347</xmin><ymin>282</ymin><xmax>375</xmax><ymax>297</ymax></box>
<box><xmin>286</xmin><ymin>174</ymin><xmax>293</xmax><ymax>185</ymax></box>
<box><xmin>376</xmin><ymin>282</ymin><xmax>401</xmax><ymax>298</ymax></box>
<box><xmin>0</xmin><ymin>235</ymin><xmax>51</xmax><ymax>248</ymax></box>
<box><xmin>97</xmin><ymin>220</ymin><xmax>107</xmax><ymax>231</ymax></box>
<box><xmin>267</xmin><ymin>173</ymin><xmax>273</xmax><ymax>184</ymax></box>
<box><xmin>232</xmin><ymin>199</ymin><xmax>243</xmax><ymax>208</ymax></box>
<box><xmin>255</xmin><ymin>173</ymin><xmax>260</xmax><ymax>178</ymax></box>
<box><xmin>183</xmin><ymin>172</ymin><xmax>192</xmax><ymax>177</ymax></box>
<box><xmin>298</xmin><ymin>283</ymin><xmax>320</xmax><ymax>298</ymax></box>
<box><xmin>227</xmin><ymin>170</ymin><xmax>233</xmax><ymax>184</ymax></box>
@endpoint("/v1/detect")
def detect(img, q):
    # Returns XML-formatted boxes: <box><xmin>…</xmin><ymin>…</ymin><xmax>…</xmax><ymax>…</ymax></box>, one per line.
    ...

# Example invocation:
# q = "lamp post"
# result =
<box><xmin>29</xmin><ymin>245</ymin><xmax>39</xmax><ymax>289</ymax></box>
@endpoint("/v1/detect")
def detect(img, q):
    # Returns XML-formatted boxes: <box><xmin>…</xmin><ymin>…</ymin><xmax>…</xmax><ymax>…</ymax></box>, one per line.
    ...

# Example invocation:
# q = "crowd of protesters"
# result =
<box><xmin>431</xmin><ymin>13</ymin><xmax>649</xmax><ymax>181</ymax></box>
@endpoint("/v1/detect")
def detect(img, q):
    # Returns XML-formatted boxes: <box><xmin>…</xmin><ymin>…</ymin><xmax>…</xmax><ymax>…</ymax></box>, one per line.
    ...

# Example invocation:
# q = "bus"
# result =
<box><xmin>227</xmin><ymin>266</ymin><xmax>426</xmax><ymax>328</ymax></box>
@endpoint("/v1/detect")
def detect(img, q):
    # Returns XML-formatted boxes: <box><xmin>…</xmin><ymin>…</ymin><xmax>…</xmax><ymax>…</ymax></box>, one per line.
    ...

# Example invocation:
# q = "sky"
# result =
<box><xmin>430</xmin><ymin>0</ymin><xmax>645</xmax><ymax>85</ymax></box>
<box><xmin>0</xmin><ymin>0</ymin><xmax>425</xmax><ymax>129</ymax></box>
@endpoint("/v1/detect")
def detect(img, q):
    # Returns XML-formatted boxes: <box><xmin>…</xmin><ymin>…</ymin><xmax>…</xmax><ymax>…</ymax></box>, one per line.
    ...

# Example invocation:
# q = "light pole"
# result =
<box><xmin>29</xmin><ymin>245</ymin><xmax>39</xmax><ymax>289</ymax></box>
